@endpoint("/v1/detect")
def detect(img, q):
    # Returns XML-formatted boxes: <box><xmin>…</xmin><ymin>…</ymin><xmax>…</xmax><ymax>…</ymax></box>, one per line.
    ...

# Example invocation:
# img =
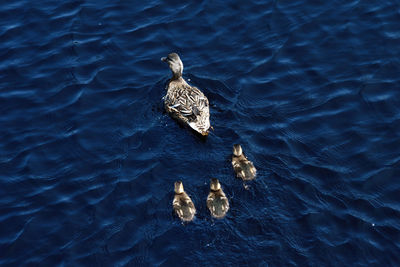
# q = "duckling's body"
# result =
<box><xmin>232</xmin><ymin>144</ymin><xmax>257</xmax><ymax>181</ymax></box>
<box><xmin>173</xmin><ymin>181</ymin><xmax>196</xmax><ymax>222</ymax></box>
<box><xmin>207</xmin><ymin>179</ymin><xmax>229</xmax><ymax>219</ymax></box>
<box><xmin>161</xmin><ymin>53</ymin><xmax>210</xmax><ymax>136</ymax></box>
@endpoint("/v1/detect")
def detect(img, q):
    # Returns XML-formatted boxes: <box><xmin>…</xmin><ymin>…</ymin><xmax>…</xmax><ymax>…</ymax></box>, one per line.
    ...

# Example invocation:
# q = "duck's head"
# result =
<box><xmin>174</xmin><ymin>180</ymin><xmax>184</xmax><ymax>194</ymax></box>
<box><xmin>210</xmin><ymin>178</ymin><xmax>221</xmax><ymax>191</ymax></box>
<box><xmin>161</xmin><ymin>52</ymin><xmax>183</xmax><ymax>79</ymax></box>
<box><xmin>233</xmin><ymin>144</ymin><xmax>243</xmax><ymax>157</ymax></box>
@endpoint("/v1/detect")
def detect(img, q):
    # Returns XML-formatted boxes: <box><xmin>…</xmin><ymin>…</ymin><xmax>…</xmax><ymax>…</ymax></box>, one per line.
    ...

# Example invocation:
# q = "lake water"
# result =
<box><xmin>0</xmin><ymin>0</ymin><xmax>399</xmax><ymax>266</ymax></box>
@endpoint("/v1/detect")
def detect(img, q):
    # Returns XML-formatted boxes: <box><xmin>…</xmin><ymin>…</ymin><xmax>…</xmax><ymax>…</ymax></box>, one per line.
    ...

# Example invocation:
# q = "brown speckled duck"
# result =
<box><xmin>232</xmin><ymin>144</ymin><xmax>257</xmax><ymax>181</ymax></box>
<box><xmin>206</xmin><ymin>178</ymin><xmax>229</xmax><ymax>219</ymax></box>
<box><xmin>172</xmin><ymin>181</ymin><xmax>196</xmax><ymax>222</ymax></box>
<box><xmin>161</xmin><ymin>53</ymin><xmax>211</xmax><ymax>136</ymax></box>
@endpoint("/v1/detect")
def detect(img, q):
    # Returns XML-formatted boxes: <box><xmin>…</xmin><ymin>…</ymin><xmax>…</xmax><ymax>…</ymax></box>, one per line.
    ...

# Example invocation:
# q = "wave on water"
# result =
<box><xmin>0</xmin><ymin>0</ymin><xmax>399</xmax><ymax>265</ymax></box>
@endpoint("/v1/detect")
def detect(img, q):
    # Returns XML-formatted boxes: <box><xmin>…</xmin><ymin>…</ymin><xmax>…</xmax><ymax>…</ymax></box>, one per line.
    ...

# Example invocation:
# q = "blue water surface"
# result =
<box><xmin>1</xmin><ymin>0</ymin><xmax>400</xmax><ymax>266</ymax></box>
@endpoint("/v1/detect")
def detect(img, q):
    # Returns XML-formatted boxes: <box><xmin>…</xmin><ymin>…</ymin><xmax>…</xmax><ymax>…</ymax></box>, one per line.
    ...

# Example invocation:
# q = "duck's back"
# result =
<box><xmin>165</xmin><ymin>81</ymin><xmax>208</xmax><ymax>113</ymax></box>
<box><xmin>207</xmin><ymin>191</ymin><xmax>229</xmax><ymax>218</ymax></box>
<box><xmin>173</xmin><ymin>193</ymin><xmax>196</xmax><ymax>221</ymax></box>
<box><xmin>232</xmin><ymin>156</ymin><xmax>257</xmax><ymax>180</ymax></box>
<box><xmin>164</xmin><ymin>79</ymin><xmax>210</xmax><ymax>134</ymax></box>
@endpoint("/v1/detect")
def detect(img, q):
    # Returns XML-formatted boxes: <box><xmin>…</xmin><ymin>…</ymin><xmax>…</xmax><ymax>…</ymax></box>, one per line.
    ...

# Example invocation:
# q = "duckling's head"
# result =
<box><xmin>233</xmin><ymin>144</ymin><xmax>243</xmax><ymax>157</ymax></box>
<box><xmin>210</xmin><ymin>178</ymin><xmax>221</xmax><ymax>191</ymax></box>
<box><xmin>161</xmin><ymin>52</ymin><xmax>183</xmax><ymax>79</ymax></box>
<box><xmin>174</xmin><ymin>180</ymin><xmax>184</xmax><ymax>194</ymax></box>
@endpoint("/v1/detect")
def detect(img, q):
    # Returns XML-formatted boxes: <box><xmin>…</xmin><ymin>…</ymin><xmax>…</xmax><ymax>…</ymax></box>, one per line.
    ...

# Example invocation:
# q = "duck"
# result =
<box><xmin>172</xmin><ymin>181</ymin><xmax>196</xmax><ymax>222</ymax></box>
<box><xmin>207</xmin><ymin>178</ymin><xmax>229</xmax><ymax>219</ymax></box>
<box><xmin>232</xmin><ymin>144</ymin><xmax>257</xmax><ymax>181</ymax></box>
<box><xmin>161</xmin><ymin>53</ymin><xmax>211</xmax><ymax>136</ymax></box>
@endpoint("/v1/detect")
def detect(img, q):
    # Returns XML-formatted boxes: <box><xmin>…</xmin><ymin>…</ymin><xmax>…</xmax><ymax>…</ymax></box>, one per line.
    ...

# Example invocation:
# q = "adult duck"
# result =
<box><xmin>161</xmin><ymin>53</ymin><xmax>211</xmax><ymax>136</ymax></box>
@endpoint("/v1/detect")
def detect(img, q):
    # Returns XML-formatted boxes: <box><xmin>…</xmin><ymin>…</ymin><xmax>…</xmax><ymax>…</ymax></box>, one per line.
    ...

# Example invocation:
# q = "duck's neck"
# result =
<box><xmin>234</xmin><ymin>154</ymin><xmax>245</xmax><ymax>160</ymax></box>
<box><xmin>171</xmin><ymin>72</ymin><xmax>183</xmax><ymax>81</ymax></box>
<box><xmin>170</xmin><ymin>76</ymin><xmax>188</xmax><ymax>86</ymax></box>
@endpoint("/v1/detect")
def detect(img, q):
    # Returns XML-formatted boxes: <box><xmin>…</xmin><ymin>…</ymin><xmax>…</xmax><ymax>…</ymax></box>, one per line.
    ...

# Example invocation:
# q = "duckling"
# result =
<box><xmin>207</xmin><ymin>178</ymin><xmax>229</xmax><ymax>219</ymax></box>
<box><xmin>172</xmin><ymin>181</ymin><xmax>196</xmax><ymax>222</ymax></box>
<box><xmin>232</xmin><ymin>144</ymin><xmax>257</xmax><ymax>181</ymax></box>
<box><xmin>161</xmin><ymin>53</ymin><xmax>211</xmax><ymax>136</ymax></box>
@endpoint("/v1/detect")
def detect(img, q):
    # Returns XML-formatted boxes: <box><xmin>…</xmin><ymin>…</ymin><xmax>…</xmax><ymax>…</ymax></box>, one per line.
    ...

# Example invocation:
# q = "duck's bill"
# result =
<box><xmin>161</xmin><ymin>57</ymin><xmax>167</xmax><ymax>62</ymax></box>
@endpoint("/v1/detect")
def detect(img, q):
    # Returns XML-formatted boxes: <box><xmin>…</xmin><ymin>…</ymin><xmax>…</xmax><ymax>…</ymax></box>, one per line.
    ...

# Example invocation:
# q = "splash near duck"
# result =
<box><xmin>232</xmin><ymin>144</ymin><xmax>257</xmax><ymax>181</ymax></box>
<box><xmin>161</xmin><ymin>53</ymin><xmax>211</xmax><ymax>136</ymax></box>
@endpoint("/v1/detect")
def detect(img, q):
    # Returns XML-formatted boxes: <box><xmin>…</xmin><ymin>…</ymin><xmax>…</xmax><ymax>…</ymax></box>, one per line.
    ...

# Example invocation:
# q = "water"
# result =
<box><xmin>1</xmin><ymin>0</ymin><xmax>399</xmax><ymax>265</ymax></box>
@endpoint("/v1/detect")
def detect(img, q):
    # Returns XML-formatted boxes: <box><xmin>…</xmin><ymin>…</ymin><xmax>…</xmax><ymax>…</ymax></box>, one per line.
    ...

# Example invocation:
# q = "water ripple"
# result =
<box><xmin>1</xmin><ymin>0</ymin><xmax>400</xmax><ymax>265</ymax></box>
